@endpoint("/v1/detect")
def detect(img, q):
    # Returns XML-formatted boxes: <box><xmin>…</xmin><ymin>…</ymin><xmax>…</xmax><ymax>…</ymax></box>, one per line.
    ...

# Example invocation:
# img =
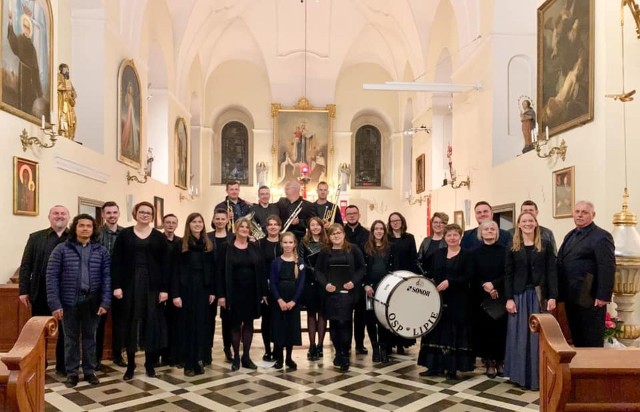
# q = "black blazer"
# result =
<box><xmin>171</xmin><ymin>243</ymin><xmax>216</xmax><ymax>298</ymax></box>
<box><xmin>276</xmin><ymin>196</ymin><xmax>317</xmax><ymax>239</ymax></box>
<box><xmin>504</xmin><ymin>239</ymin><xmax>558</xmax><ymax>300</ymax></box>
<box><xmin>557</xmin><ymin>223</ymin><xmax>615</xmax><ymax>304</ymax></box>
<box><xmin>388</xmin><ymin>233</ymin><xmax>418</xmax><ymax>273</ymax></box>
<box><xmin>19</xmin><ymin>227</ymin><xmax>69</xmax><ymax>300</ymax></box>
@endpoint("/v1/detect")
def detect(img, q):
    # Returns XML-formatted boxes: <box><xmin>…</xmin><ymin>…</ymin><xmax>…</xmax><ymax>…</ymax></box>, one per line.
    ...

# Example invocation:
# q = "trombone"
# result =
<box><xmin>322</xmin><ymin>184</ymin><xmax>341</xmax><ymax>225</ymax></box>
<box><xmin>226</xmin><ymin>200</ymin><xmax>235</xmax><ymax>233</ymax></box>
<box><xmin>281</xmin><ymin>201</ymin><xmax>303</xmax><ymax>233</ymax></box>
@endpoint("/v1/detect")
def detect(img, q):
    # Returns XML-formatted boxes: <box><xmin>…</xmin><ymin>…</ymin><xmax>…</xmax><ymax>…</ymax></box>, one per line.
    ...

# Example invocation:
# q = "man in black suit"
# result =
<box><xmin>276</xmin><ymin>180</ymin><xmax>316</xmax><ymax>240</ymax></box>
<box><xmin>557</xmin><ymin>200</ymin><xmax>615</xmax><ymax>347</ymax></box>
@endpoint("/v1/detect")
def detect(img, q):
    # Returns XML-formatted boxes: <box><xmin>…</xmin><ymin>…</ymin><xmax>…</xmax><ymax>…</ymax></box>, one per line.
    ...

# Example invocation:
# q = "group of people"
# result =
<box><xmin>18</xmin><ymin>179</ymin><xmax>615</xmax><ymax>392</ymax></box>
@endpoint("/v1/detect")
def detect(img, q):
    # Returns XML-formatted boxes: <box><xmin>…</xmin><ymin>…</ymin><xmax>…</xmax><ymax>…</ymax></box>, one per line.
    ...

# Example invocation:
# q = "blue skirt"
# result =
<box><xmin>504</xmin><ymin>288</ymin><xmax>540</xmax><ymax>390</ymax></box>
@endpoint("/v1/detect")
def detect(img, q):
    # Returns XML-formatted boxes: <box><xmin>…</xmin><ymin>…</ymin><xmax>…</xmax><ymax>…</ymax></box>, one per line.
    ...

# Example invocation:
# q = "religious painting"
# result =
<box><xmin>552</xmin><ymin>166</ymin><xmax>574</xmax><ymax>218</ymax></box>
<box><xmin>117</xmin><ymin>59</ymin><xmax>142</xmax><ymax>169</ymax></box>
<box><xmin>272</xmin><ymin>97</ymin><xmax>335</xmax><ymax>192</ymax></box>
<box><xmin>174</xmin><ymin>117</ymin><xmax>188</xmax><ymax>189</ymax></box>
<box><xmin>354</xmin><ymin>125</ymin><xmax>381</xmax><ymax>187</ymax></box>
<box><xmin>221</xmin><ymin>121</ymin><xmax>249</xmax><ymax>185</ymax></box>
<box><xmin>153</xmin><ymin>196</ymin><xmax>164</xmax><ymax>229</ymax></box>
<box><xmin>0</xmin><ymin>0</ymin><xmax>53</xmax><ymax>125</ymax></box>
<box><xmin>538</xmin><ymin>0</ymin><xmax>594</xmax><ymax>136</ymax></box>
<box><xmin>13</xmin><ymin>156</ymin><xmax>38</xmax><ymax>215</ymax></box>
<box><xmin>453</xmin><ymin>210</ymin><xmax>464</xmax><ymax>231</ymax></box>
<box><xmin>416</xmin><ymin>154</ymin><xmax>425</xmax><ymax>194</ymax></box>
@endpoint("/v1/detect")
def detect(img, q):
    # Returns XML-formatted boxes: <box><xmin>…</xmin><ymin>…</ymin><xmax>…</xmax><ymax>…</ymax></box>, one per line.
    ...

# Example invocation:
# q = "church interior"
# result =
<box><xmin>2</xmin><ymin>0</ymin><xmax>640</xmax><ymax>410</ymax></box>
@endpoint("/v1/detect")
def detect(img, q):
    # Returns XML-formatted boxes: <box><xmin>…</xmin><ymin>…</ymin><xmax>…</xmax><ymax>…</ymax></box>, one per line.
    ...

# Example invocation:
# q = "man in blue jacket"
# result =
<box><xmin>47</xmin><ymin>214</ymin><xmax>111</xmax><ymax>388</ymax></box>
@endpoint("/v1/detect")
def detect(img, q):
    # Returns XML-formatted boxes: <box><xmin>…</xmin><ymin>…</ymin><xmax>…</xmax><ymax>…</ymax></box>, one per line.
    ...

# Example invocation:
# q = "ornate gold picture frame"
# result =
<box><xmin>552</xmin><ymin>166</ymin><xmax>575</xmax><ymax>218</ymax></box>
<box><xmin>174</xmin><ymin>117</ymin><xmax>188</xmax><ymax>189</ymax></box>
<box><xmin>13</xmin><ymin>156</ymin><xmax>39</xmax><ymax>216</ymax></box>
<box><xmin>416</xmin><ymin>154</ymin><xmax>425</xmax><ymax>194</ymax></box>
<box><xmin>117</xmin><ymin>59</ymin><xmax>142</xmax><ymax>169</ymax></box>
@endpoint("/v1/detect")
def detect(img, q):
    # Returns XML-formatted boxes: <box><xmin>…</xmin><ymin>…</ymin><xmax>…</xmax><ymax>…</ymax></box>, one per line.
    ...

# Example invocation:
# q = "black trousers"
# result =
<box><xmin>365</xmin><ymin>309</ymin><xmax>390</xmax><ymax>347</ymax></box>
<box><xmin>353</xmin><ymin>293</ymin><xmax>366</xmax><ymax>347</ymax></box>
<box><xmin>565</xmin><ymin>302</ymin><xmax>606</xmax><ymax>347</ymax></box>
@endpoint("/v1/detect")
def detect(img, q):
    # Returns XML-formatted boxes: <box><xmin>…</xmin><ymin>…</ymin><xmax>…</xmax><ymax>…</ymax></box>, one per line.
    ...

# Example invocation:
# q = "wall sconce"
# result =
<box><xmin>405</xmin><ymin>191</ymin><xmax>429</xmax><ymax>206</ymax></box>
<box><xmin>533</xmin><ymin>126</ymin><xmax>568</xmax><ymax>161</ymax></box>
<box><xmin>19</xmin><ymin>115</ymin><xmax>62</xmax><ymax>151</ymax></box>
<box><xmin>126</xmin><ymin>147</ymin><xmax>154</xmax><ymax>184</ymax></box>
<box><xmin>180</xmin><ymin>185</ymin><xmax>199</xmax><ymax>202</ymax></box>
<box><xmin>442</xmin><ymin>144</ymin><xmax>471</xmax><ymax>189</ymax></box>
<box><xmin>403</xmin><ymin>125</ymin><xmax>431</xmax><ymax>136</ymax></box>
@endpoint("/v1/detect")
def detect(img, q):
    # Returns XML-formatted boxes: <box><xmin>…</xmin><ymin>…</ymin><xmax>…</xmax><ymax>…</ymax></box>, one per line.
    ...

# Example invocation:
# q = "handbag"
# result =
<box><xmin>480</xmin><ymin>297</ymin><xmax>507</xmax><ymax>320</ymax></box>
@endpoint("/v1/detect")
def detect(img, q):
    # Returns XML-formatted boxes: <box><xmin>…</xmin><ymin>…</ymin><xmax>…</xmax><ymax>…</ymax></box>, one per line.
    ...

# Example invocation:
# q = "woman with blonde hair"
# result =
<box><xmin>504</xmin><ymin>212</ymin><xmax>557</xmax><ymax>390</ymax></box>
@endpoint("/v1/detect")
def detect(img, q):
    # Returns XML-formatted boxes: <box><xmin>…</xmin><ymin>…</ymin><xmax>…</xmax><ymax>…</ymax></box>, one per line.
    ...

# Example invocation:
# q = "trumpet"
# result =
<box><xmin>281</xmin><ymin>201</ymin><xmax>303</xmax><ymax>233</ymax></box>
<box><xmin>322</xmin><ymin>185</ymin><xmax>341</xmax><ymax>225</ymax></box>
<box><xmin>245</xmin><ymin>211</ymin><xmax>266</xmax><ymax>240</ymax></box>
<box><xmin>227</xmin><ymin>200</ymin><xmax>235</xmax><ymax>233</ymax></box>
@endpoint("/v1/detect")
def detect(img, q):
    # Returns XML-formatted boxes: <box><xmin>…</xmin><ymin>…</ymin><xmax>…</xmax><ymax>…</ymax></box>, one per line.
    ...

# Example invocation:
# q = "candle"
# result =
<box><xmin>41</xmin><ymin>115</ymin><xmax>45</xmax><ymax>129</ymax></box>
<box><xmin>545</xmin><ymin>125</ymin><xmax>549</xmax><ymax>140</ymax></box>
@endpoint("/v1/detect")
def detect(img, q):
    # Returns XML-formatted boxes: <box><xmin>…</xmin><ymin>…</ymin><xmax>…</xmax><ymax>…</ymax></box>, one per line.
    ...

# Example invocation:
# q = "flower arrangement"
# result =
<box><xmin>604</xmin><ymin>311</ymin><xmax>624</xmax><ymax>344</ymax></box>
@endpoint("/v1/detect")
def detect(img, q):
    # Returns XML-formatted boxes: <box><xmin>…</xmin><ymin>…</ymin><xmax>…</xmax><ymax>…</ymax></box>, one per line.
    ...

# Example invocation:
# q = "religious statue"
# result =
<box><xmin>519</xmin><ymin>98</ymin><xmax>536</xmax><ymax>153</ymax></box>
<box><xmin>338</xmin><ymin>163</ymin><xmax>351</xmax><ymax>192</ymax></box>
<box><xmin>145</xmin><ymin>148</ymin><xmax>154</xmax><ymax>177</ymax></box>
<box><xmin>57</xmin><ymin>63</ymin><xmax>78</xmax><ymax>139</ymax></box>
<box><xmin>256</xmin><ymin>161</ymin><xmax>268</xmax><ymax>187</ymax></box>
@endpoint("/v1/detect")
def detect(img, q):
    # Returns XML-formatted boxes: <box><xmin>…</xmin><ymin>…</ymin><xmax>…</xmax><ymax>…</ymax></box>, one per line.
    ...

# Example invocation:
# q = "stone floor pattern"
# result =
<box><xmin>44</xmin><ymin>342</ymin><xmax>540</xmax><ymax>411</ymax></box>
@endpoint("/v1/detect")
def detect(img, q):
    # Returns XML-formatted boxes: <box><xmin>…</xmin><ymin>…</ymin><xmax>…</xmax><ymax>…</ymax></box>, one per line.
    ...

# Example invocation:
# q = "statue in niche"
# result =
<box><xmin>57</xmin><ymin>63</ymin><xmax>77</xmax><ymax>139</ymax></box>
<box><xmin>519</xmin><ymin>97</ymin><xmax>536</xmax><ymax>153</ymax></box>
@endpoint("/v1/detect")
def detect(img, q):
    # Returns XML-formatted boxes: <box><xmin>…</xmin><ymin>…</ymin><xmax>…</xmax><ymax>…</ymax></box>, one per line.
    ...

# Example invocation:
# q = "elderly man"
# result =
<box><xmin>19</xmin><ymin>205</ymin><xmax>70</xmax><ymax>376</ymax></box>
<box><xmin>276</xmin><ymin>180</ymin><xmax>317</xmax><ymax>240</ymax></box>
<box><xmin>460</xmin><ymin>201</ymin><xmax>512</xmax><ymax>251</ymax></box>
<box><xmin>47</xmin><ymin>214</ymin><xmax>111</xmax><ymax>387</ymax></box>
<box><xmin>557</xmin><ymin>201</ymin><xmax>615</xmax><ymax>347</ymax></box>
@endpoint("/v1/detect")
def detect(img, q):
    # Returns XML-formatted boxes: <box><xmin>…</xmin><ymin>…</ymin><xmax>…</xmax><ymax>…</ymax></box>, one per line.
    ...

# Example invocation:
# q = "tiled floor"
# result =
<box><xmin>44</xmin><ymin>339</ymin><xmax>540</xmax><ymax>411</ymax></box>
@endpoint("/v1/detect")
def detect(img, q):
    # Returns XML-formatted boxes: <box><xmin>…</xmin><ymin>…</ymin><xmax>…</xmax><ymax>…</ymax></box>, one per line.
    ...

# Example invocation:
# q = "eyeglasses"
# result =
<box><xmin>137</xmin><ymin>211</ymin><xmax>153</xmax><ymax>216</ymax></box>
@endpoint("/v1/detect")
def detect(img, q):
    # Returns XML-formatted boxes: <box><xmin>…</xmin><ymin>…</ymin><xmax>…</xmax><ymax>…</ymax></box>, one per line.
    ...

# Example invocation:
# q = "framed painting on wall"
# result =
<box><xmin>174</xmin><ymin>117</ymin><xmax>188</xmax><ymax>189</ymax></box>
<box><xmin>0</xmin><ymin>0</ymin><xmax>53</xmax><ymax>125</ymax></box>
<box><xmin>553</xmin><ymin>166</ymin><xmax>574</xmax><ymax>218</ymax></box>
<box><xmin>416</xmin><ymin>154</ymin><xmax>425</xmax><ymax>194</ymax></box>
<box><xmin>117</xmin><ymin>59</ymin><xmax>142</xmax><ymax>169</ymax></box>
<box><xmin>453</xmin><ymin>210</ymin><xmax>465</xmax><ymax>231</ymax></box>
<box><xmin>537</xmin><ymin>0</ymin><xmax>594</xmax><ymax>136</ymax></box>
<box><xmin>272</xmin><ymin>97</ymin><xmax>335</xmax><ymax>193</ymax></box>
<box><xmin>13</xmin><ymin>156</ymin><xmax>38</xmax><ymax>215</ymax></box>
<box><xmin>153</xmin><ymin>196</ymin><xmax>164</xmax><ymax>229</ymax></box>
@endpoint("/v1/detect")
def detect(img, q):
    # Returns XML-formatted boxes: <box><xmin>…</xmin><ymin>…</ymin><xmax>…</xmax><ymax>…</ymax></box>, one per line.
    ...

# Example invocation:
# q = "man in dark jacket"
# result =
<box><xmin>276</xmin><ymin>180</ymin><xmax>317</xmax><ymax>240</ymax></box>
<box><xmin>214</xmin><ymin>180</ymin><xmax>252</xmax><ymax>232</ymax></box>
<box><xmin>19</xmin><ymin>205</ymin><xmax>70</xmax><ymax>375</ymax></box>
<box><xmin>47</xmin><ymin>214</ymin><xmax>111</xmax><ymax>387</ymax></box>
<box><xmin>557</xmin><ymin>201</ymin><xmax>615</xmax><ymax>347</ymax></box>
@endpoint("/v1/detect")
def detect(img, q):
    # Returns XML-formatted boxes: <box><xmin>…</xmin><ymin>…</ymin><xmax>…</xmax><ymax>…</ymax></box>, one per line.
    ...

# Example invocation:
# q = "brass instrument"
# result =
<box><xmin>226</xmin><ymin>200</ymin><xmax>235</xmax><ymax>233</ymax></box>
<box><xmin>322</xmin><ymin>185</ymin><xmax>341</xmax><ymax>224</ymax></box>
<box><xmin>281</xmin><ymin>201</ymin><xmax>303</xmax><ymax>233</ymax></box>
<box><xmin>245</xmin><ymin>211</ymin><xmax>266</xmax><ymax>240</ymax></box>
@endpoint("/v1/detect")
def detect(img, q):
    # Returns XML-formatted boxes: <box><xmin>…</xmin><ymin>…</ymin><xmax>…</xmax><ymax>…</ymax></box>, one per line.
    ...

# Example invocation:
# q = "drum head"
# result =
<box><xmin>375</xmin><ymin>272</ymin><xmax>442</xmax><ymax>339</ymax></box>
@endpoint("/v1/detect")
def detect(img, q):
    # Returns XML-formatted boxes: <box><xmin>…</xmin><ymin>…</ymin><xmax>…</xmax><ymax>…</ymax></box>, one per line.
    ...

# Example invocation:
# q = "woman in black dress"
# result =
<box><xmin>315</xmin><ymin>224</ymin><xmax>366</xmax><ymax>372</ymax></box>
<box><xmin>172</xmin><ymin>213</ymin><xmax>216</xmax><ymax>376</ymax></box>
<box><xmin>387</xmin><ymin>212</ymin><xmax>418</xmax><ymax>354</ymax></box>
<box><xmin>111</xmin><ymin>201</ymin><xmax>169</xmax><ymax>381</ymax></box>
<box><xmin>418</xmin><ymin>224</ymin><xmax>474</xmax><ymax>380</ymax></box>
<box><xmin>471</xmin><ymin>221</ymin><xmax>507</xmax><ymax>378</ymax></box>
<box><xmin>270</xmin><ymin>232</ymin><xmax>305</xmax><ymax>370</ymax></box>
<box><xmin>217</xmin><ymin>217</ymin><xmax>267</xmax><ymax>371</ymax></box>
<box><xmin>504</xmin><ymin>212</ymin><xmax>557</xmax><ymax>390</ymax></box>
<box><xmin>363</xmin><ymin>220</ymin><xmax>392</xmax><ymax>363</ymax></box>
<box><xmin>258</xmin><ymin>215</ymin><xmax>282</xmax><ymax>362</ymax></box>
<box><xmin>301</xmin><ymin>216</ymin><xmax>328</xmax><ymax>361</ymax></box>
<box><xmin>417</xmin><ymin>212</ymin><xmax>448</xmax><ymax>276</ymax></box>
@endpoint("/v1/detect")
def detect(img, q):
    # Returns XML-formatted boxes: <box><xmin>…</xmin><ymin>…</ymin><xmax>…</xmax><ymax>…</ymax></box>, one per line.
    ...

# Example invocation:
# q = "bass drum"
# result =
<box><xmin>374</xmin><ymin>270</ymin><xmax>442</xmax><ymax>339</ymax></box>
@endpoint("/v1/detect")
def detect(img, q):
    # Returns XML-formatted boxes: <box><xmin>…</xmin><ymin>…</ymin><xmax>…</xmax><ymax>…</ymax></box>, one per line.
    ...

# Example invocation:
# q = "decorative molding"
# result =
<box><xmin>54</xmin><ymin>156</ymin><xmax>109</xmax><ymax>183</ymax></box>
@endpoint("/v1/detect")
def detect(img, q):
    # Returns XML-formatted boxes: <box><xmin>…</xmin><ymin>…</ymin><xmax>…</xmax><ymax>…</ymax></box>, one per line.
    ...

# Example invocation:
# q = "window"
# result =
<box><xmin>220</xmin><ymin>121</ymin><xmax>249</xmax><ymax>185</ymax></box>
<box><xmin>354</xmin><ymin>125</ymin><xmax>381</xmax><ymax>187</ymax></box>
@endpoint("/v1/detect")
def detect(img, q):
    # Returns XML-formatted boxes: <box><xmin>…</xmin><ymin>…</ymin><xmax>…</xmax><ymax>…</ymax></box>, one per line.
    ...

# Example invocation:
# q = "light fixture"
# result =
<box><xmin>180</xmin><ymin>186</ymin><xmax>199</xmax><ymax>202</ymax></box>
<box><xmin>126</xmin><ymin>148</ymin><xmax>154</xmax><ymax>184</ymax></box>
<box><xmin>532</xmin><ymin>126</ymin><xmax>568</xmax><ymax>161</ymax></box>
<box><xmin>403</xmin><ymin>125</ymin><xmax>431</xmax><ymax>136</ymax></box>
<box><xmin>623</xmin><ymin>0</ymin><xmax>640</xmax><ymax>38</ymax></box>
<box><xmin>442</xmin><ymin>144</ymin><xmax>470</xmax><ymax>189</ymax></box>
<box><xmin>405</xmin><ymin>191</ymin><xmax>429</xmax><ymax>206</ymax></box>
<box><xmin>363</xmin><ymin>82</ymin><xmax>482</xmax><ymax>93</ymax></box>
<box><xmin>20</xmin><ymin>115</ymin><xmax>62</xmax><ymax>151</ymax></box>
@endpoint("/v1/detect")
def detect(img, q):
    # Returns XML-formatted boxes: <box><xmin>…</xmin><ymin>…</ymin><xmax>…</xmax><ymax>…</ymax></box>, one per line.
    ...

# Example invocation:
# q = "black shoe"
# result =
<box><xmin>285</xmin><ymin>359</ymin><xmax>297</xmax><ymax>370</ymax></box>
<box><xmin>262</xmin><ymin>352</ymin><xmax>273</xmax><ymax>361</ymax></box>
<box><xmin>113</xmin><ymin>358</ymin><xmax>127</xmax><ymax>367</ymax></box>
<box><xmin>195</xmin><ymin>361</ymin><xmax>205</xmax><ymax>375</ymax></box>
<box><xmin>379</xmin><ymin>345</ymin><xmax>389</xmax><ymax>363</ymax></box>
<box><xmin>447</xmin><ymin>372</ymin><xmax>458</xmax><ymax>380</ymax></box>
<box><xmin>231</xmin><ymin>356</ymin><xmax>240</xmax><ymax>371</ymax></box>
<box><xmin>397</xmin><ymin>346</ymin><xmax>405</xmax><ymax>355</ymax></box>
<box><xmin>64</xmin><ymin>375</ymin><xmax>79</xmax><ymax>388</ymax></box>
<box><xmin>372</xmin><ymin>346</ymin><xmax>381</xmax><ymax>363</ymax></box>
<box><xmin>316</xmin><ymin>346</ymin><xmax>323</xmax><ymax>358</ymax></box>
<box><xmin>356</xmin><ymin>346</ymin><xmax>368</xmax><ymax>355</ymax></box>
<box><xmin>333</xmin><ymin>356</ymin><xmax>341</xmax><ymax>367</ymax></box>
<box><xmin>419</xmin><ymin>369</ymin><xmax>442</xmax><ymax>377</ymax></box>
<box><xmin>145</xmin><ymin>366</ymin><xmax>156</xmax><ymax>378</ymax></box>
<box><xmin>340</xmin><ymin>361</ymin><xmax>350</xmax><ymax>372</ymax></box>
<box><xmin>224</xmin><ymin>347</ymin><xmax>233</xmax><ymax>362</ymax></box>
<box><xmin>84</xmin><ymin>374</ymin><xmax>100</xmax><ymax>385</ymax></box>
<box><xmin>307</xmin><ymin>344</ymin><xmax>317</xmax><ymax>361</ymax></box>
<box><xmin>184</xmin><ymin>369</ymin><xmax>195</xmax><ymax>377</ymax></box>
<box><xmin>123</xmin><ymin>366</ymin><xmax>135</xmax><ymax>381</ymax></box>
<box><xmin>55</xmin><ymin>369</ymin><xmax>67</xmax><ymax>378</ymax></box>
<box><xmin>274</xmin><ymin>359</ymin><xmax>284</xmax><ymax>369</ymax></box>
<box><xmin>241</xmin><ymin>356</ymin><xmax>257</xmax><ymax>370</ymax></box>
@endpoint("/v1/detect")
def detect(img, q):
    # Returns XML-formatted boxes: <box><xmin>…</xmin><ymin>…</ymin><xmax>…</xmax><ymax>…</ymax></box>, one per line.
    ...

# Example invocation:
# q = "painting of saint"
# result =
<box><xmin>117</xmin><ymin>60</ymin><xmax>142</xmax><ymax>168</ymax></box>
<box><xmin>1</xmin><ymin>0</ymin><xmax>52</xmax><ymax>124</ymax></box>
<box><xmin>174</xmin><ymin>117</ymin><xmax>188</xmax><ymax>189</ymax></box>
<box><xmin>13</xmin><ymin>156</ymin><xmax>39</xmax><ymax>215</ymax></box>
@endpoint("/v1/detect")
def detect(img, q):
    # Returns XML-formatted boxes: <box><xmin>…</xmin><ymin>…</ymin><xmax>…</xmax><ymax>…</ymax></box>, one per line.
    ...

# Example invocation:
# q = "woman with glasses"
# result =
<box><xmin>111</xmin><ymin>201</ymin><xmax>170</xmax><ymax>381</ymax></box>
<box><xmin>387</xmin><ymin>212</ymin><xmax>418</xmax><ymax>354</ymax></box>
<box><xmin>417</xmin><ymin>213</ymin><xmax>449</xmax><ymax>276</ymax></box>
<box><xmin>258</xmin><ymin>215</ymin><xmax>283</xmax><ymax>362</ymax></box>
<box><xmin>315</xmin><ymin>224</ymin><xmax>365</xmax><ymax>372</ymax></box>
<box><xmin>217</xmin><ymin>217</ymin><xmax>267</xmax><ymax>371</ymax></box>
<box><xmin>301</xmin><ymin>216</ymin><xmax>329</xmax><ymax>361</ymax></box>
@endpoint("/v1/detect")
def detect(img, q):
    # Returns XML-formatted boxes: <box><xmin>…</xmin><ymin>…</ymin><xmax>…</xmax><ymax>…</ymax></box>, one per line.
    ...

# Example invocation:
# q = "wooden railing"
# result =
<box><xmin>0</xmin><ymin>316</ymin><xmax>58</xmax><ymax>412</ymax></box>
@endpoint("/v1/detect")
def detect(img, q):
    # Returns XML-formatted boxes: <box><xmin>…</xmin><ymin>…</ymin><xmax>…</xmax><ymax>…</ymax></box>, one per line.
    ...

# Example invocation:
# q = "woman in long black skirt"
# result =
<box><xmin>504</xmin><ymin>212</ymin><xmax>557</xmax><ymax>390</ymax></box>
<box><xmin>172</xmin><ymin>213</ymin><xmax>216</xmax><ymax>376</ymax></box>
<box><xmin>111</xmin><ymin>201</ymin><xmax>170</xmax><ymax>381</ymax></box>
<box><xmin>270</xmin><ymin>232</ymin><xmax>305</xmax><ymax>370</ymax></box>
<box><xmin>258</xmin><ymin>215</ymin><xmax>283</xmax><ymax>362</ymax></box>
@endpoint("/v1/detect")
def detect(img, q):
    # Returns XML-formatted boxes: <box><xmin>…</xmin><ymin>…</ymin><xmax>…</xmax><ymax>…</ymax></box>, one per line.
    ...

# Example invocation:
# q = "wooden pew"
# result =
<box><xmin>0</xmin><ymin>316</ymin><xmax>58</xmax><ymax>412</ymax></box>
<box><xmin>530</xmin><ymin>313</ymin><xmax>640</xmax><ymax>412</ymax></box>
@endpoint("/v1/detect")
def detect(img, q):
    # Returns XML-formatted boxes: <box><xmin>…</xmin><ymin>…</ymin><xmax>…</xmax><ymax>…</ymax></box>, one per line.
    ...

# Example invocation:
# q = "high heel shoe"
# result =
<box><xmin>231</xmin><ymin>356</ymin><xmax>240</xmax><ymax>371</ymax></box>
<box><xmin>285</xmin><ymin>359</ymin><xmax>297</xmax><ymax>370</ymax></box>
<box><xmin>486</xmin><ymin>360</ymin><xmax>497</xmax><ymax>379</ymax></box>
<box><xmin>241</xmin><ymin>356</ymin><xmax>257</xmax><ymax>370</ymax></box>
<box><xmin>123</xmin><ymin>366</ymin><xmax>135</xmax><ymax>381</ymax></box>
